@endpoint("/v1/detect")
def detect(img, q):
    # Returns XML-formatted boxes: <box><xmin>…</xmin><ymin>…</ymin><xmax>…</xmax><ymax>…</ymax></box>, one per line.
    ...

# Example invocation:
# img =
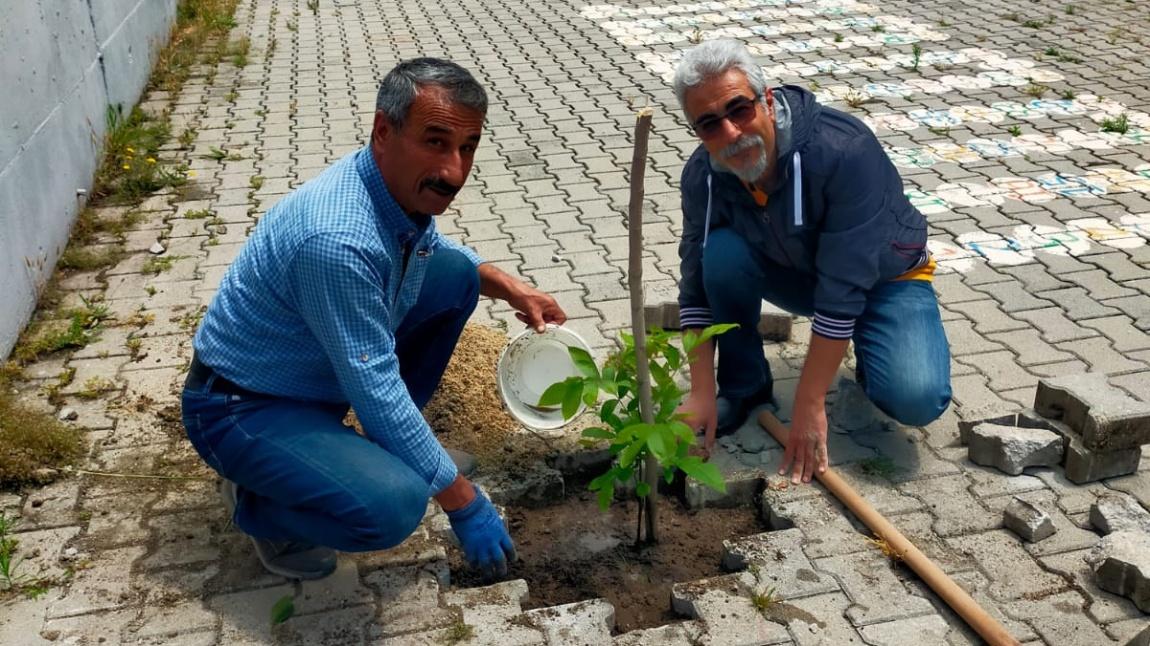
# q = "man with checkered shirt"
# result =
<box><xmin>182</xmin><ymin>59</ymin><xmax>563</xmax><ymax>581</ymax></box>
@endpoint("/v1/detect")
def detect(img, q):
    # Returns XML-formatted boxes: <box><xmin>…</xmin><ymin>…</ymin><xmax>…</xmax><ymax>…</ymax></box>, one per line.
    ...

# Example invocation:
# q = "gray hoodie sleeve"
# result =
<box><xmin>677</xmin><ymin>171</ymin><xmax>713</xmax><ymax>330</ymax></box>
<box><xmin>812</xmin><ymin>132</ymin><xmax>890</xmax><ymax>338</ymax></box>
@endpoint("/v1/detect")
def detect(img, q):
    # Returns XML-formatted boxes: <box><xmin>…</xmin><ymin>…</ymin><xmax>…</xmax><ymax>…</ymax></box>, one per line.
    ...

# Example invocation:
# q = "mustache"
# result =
<box><xmin>420</xmin><ymin>177</ymin><xmax>462</xmax><ymax>197</ymax></box>
<box><xmin>719</xmin><ymin>134</ymin><xmax>765</xmax><ymax>159</ymax></box>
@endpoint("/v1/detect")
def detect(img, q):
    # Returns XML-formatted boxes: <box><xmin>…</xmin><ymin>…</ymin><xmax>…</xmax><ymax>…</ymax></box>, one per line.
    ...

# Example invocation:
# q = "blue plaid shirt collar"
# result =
<box><xmin>354</xmin><ymin>146</ymin><xmax>429</xmax><ymax>249</ymax></box>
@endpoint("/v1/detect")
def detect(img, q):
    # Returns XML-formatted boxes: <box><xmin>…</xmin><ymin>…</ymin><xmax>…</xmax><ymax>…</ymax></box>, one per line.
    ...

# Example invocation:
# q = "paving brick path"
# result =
<box><xmin>2</xmin><ymin>0</ymin><xmax>1150</xmax><ymax>643</ymax></box>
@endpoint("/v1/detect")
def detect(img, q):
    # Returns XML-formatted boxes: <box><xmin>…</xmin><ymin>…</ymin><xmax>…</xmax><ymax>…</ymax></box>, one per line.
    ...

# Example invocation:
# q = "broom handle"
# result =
<box><xmin>757</xmin><ymin>410</ymin><xmax>1020</xmax><ymax>646</ymax></box>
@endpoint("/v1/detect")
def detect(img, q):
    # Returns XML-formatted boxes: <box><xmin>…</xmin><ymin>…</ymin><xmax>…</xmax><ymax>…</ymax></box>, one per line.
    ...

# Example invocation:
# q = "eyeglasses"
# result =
<box><xmin>690</xmin><ymin>94</ymin><xmax>762</xmax><ymax>139</ymax></box>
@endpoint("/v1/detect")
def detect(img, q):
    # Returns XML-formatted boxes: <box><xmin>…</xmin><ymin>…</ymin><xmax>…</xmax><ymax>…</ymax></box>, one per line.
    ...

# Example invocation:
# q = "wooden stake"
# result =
<box><xmin>757</xmin><ymin>410</ymin><xmax>1022</xmax><ymax>646</ymax></box>
<box><xmin>627</xmin><ymin>108</ymin><xmax>657</xmax><ymax>543</ymax></box>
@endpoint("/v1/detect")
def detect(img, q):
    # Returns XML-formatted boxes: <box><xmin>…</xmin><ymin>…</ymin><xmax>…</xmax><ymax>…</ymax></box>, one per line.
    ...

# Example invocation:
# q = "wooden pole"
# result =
<box><xmin>627</xmin><ymin>108</ymin><xmax>658</xmax><ymax>543</ymax></box>
<box><xmin>757</xmin><ymin>410</ymin><xmax>1021</xmax><ymax>646</ymax></box>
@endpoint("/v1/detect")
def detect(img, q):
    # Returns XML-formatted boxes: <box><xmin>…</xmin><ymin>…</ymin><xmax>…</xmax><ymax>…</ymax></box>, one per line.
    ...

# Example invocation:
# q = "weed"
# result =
<box><xmin>1065</xmin><ymin>4</ymin><xmax>1075</xmax><ymax>14</ymax></box>
<box><xmin>937</xmin><ymin>19</ymin><xmax>950</xmax><ymax>27</ymax></box>
<box><xmin>1100</xmin><ymin>112</ymin><xmax>1130</xmax><ymax>134</ymax></box>
<box><xmin>126</xmin><ymin>337</ymin><xmax>144</xmax><ymax>359</ymax></box>
<box><xmin>286</xmin><ymin>19</ymin><xmax>298</xmax><ymax>32</ymax></box>
<box><xmin>141</xmin><ymin>255</ymin><xmax>188</xmax><ymax>275</ymax></box>
<box><xmin>750</xmin><ymin>587</ymin><xmax>780</xmax><ymax>614</ymax></box>
<box><xmin>859</xmin><ymin>455</ymin><xmax>902</xmax><ymax>480</ymax></box>
<box><xmin>833</xmin><ymin>32</ymin><xmax>844</xmax><ymax>43</ymax></box>
<box><xmin>225</xmin><ymin>90</ymin><xmax>238</xmax><ymax>102</ymax></box>
<box><xmin>0</xmin><ymin>374</ymin><xmax>85</xmax><ymax>489</ymax></box>
<box><xmin>179</xmin><ymin>306</ymin><xmax>207</xmax><ymax>332</ymax></box>
<box><xmin>145</xmin><ymin>285</ymin><xmax>158</xmax><ymax>297</ymax></box>
<box><xmin>870</xmin><ymin>24</ymin><xmax>885</xmax><ymax>33</ymax></box>
<box><xmin>910</xmin><ymin>43</ymin><xmax>922</xmax><ymax>72</ymax></box>
<box><xmin>1022</xmin><ymin>19</ymin><xmax>1046</xmax><ymax>28</ymax></box>
<box><xmin>57</xmin><ymin>246</ymin><xmax>123</xmax><ymax>272</ymax></box>
<box><xmin>267</xmin><ymin>37</ymin><xmax>278</xmax><ymax>58</ymax></box>
<box><xmin>687</xmin><ymin>26</ymin><xmax>704</xmax><ymax>44</ymax></box>
<box><xmin>270</xmin><ymin>594</ymin><xmax>295</xmax><ymax>625</ymax></box>
<box><xmin>229</xmin><ymin>37</ymin><xmax>250</xmax><ymax>68</ymax></box>
<box><xmin>249</xmin><ymin>175</ymin><xmax>265</xmax><ymax>191</ymax></box>
<box><xmin>14</xmin><ymin>298</ymin><xmax>109</xmax><ymax>363</ymax></box>
<box><xmin>184</xmin><ymin>209</ymin><xmax>214</xmax><ymax>220</ymax></box>
<box><xmin>442</xmin><ymin>621</ymin><xmax>474</xmax><ymax>645</ymax></box>
<box><xmin>76</xmin><ymin>377</ymin><xmax>118</xmax><ymax>400</ymax></box>
<box><xmin>0</xmin><ymin>512</ymin><xmax>25</xmax><ymax>591</ymax></box>
<box><xmin>178</xmin><ymin>128</ymin><xmax>198</xmax><ymax>149</ymax></box>
<box><xmin>808</xmin><ymin>80</ymin><xmax>821</xmax><ymax>91</ymax></box>
<box><xmin>307</xmin><ymin>0</ymin><xmax>319</xmax><ymax>13</ymax></box>
<box><xmin>844</xmin><ymin>90</ymin><xmax>868</xmax><ymax>108</ymax></box>
<box><xmin>1024</xmin><ymin>82</ymin><xmax>1049</xmax><ymax>98</ymax></box>
<box><xmin>153</xmin><ymin>0</ymin><xmax>240</xmax><ymax>93</ymax></box>
<box><xmin>1060</xmin><ymin>88</ymin><xmax>1076</xmax><ymax>100</ymax></box>
<box><xmin>92</xmin><ymin>105</ymin><xmax>187</xmax><ymax>204</ymax></box>
<box><xmin>204</xmin><ymin>146</ymin><xmax>228</xmax><ymax>161</ymax></box>
<box><xmin>122</xmin><ymin>312</ymin><xmax>156</xmax><ymax>329</ymax></box>
<box><xmin>865</xmin><ymin>535</ymin><xmax>903</xmax><ymax>561</ymax></box>
<box><xmin>1007</xmin><ymin>125</ymin><xmax>1022</xmax><ymax>137</ymax></box>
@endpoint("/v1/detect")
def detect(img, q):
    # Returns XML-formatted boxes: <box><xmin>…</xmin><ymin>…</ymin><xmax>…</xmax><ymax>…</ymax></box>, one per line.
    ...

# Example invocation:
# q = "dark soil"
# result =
<box><xmin>451</xmin><ymin>491</ymin><xmax>764</xmax><ymax>633</ymax></box>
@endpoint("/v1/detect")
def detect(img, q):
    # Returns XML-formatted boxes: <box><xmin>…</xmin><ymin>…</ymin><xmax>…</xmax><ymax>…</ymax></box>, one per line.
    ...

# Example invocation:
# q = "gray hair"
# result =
<box><xmin>375</xmin><ymin>58</ymin><xmax>488</xmax><ymax>129</ymax></box>
<box><xmin>672</xmin><ymin>40</ymin><xmax>768</xmax><ymax>119</ymax></box>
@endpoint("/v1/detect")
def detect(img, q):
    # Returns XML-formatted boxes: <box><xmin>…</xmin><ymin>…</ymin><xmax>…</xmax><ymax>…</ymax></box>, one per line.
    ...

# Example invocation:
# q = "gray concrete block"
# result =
<box><xmin>1065</xmin><ymin>434</ymin><xmax>1142</xmax><ymax>485</ymax></box>
<box><xmin>521</xmin><ymin>598</ymin><xmax>615</xmax><ymax>645</ymax></box>
<box><xmin>642</xmin><ymin>298</ymin><xmax>792</xmax><ymax>342</ymax></box>
<box><xmin>1090</xmin><ymin>493</ymin><xmax>1150</xmax><ymax>535</ymax></box>
<box><xmin>968</xmin><ymin>423</ymin><xmax>1064</xmax><ymax>476</ymax></box>
<box><xmin>830</xmin><ymin>378</ymin><xmax>885</xmax><ymax>434</ymax></box>
<box><xmin>1003</xmin><ymin>497</ymin><xmax>1057</xmax><ymax>543</ymax></box>
<box><xmin>1035</xmin><ymin>373</ymin><xmax>1150</xmax><ymax>451</ymax></box>
<box><xmin>1126</xmin><ymin>623</ymin><xmax>1150</xmax><ymax>646</ymax></box>
<box><xmin>1085</xmin><ymin>531</ymin><xmax>1150</xmax><ymax>613</ymax></box>
<box><xmin>721</xmin><ymin>529</ymin><xmax>840</xmax><ymax>600</ymax></box>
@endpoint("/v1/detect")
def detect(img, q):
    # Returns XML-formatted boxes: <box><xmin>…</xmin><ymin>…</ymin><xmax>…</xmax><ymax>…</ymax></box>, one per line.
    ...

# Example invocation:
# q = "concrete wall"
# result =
<box><xmin>0</xmin><ymin>0</ymin><xmax>179</xmax><ymax>359</ymax></box>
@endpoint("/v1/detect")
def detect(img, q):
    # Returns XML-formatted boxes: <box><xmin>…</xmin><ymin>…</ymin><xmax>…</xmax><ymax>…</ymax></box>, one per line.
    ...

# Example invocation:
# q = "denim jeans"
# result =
<box><xmin>702</xmin><ymin>228</ymin><xmax>952</xmax><ymax>426</ymax></box>
<box><xmin>181</xmin><ymin>248</ymin><xmax>479</xmax><ymax>551</ymax></box>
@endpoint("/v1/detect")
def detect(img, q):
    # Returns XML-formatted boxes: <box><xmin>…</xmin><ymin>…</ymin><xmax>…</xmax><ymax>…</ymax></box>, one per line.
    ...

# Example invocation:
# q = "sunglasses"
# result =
<box><xmin>690</xmin><ymin>94</ymin><xmax>762</xmax><ymax>139</ymax></box>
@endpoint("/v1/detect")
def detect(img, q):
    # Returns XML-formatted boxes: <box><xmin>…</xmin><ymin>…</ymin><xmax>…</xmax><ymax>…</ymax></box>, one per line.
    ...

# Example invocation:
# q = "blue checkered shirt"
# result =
<box><xmin>194</xmin><ymin>147</ymin><xmax>483</xmax><ymax>493</ymax></box>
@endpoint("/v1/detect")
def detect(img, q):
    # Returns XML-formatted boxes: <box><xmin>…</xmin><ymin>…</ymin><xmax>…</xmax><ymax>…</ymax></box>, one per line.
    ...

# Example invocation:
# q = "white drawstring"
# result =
<box><xmin>703</xmin><ymin>173</ymin><xmax>713</xmax><ymax>248</ymax></box>
<box><xmin>792</xmin><ymin>151</ymin><xmax>803</xmax><ymax>227</ymax></box>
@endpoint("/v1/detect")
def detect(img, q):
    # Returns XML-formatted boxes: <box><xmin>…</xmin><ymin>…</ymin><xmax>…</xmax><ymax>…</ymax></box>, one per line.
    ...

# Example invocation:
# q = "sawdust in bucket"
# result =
<box><xmin>346</xmin><ymin>323</ymin><xmax>522</xmax><ymax>463</ymax></box>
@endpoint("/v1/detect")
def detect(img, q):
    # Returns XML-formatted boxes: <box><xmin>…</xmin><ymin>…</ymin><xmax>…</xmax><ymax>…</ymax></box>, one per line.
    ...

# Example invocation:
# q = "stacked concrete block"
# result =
<box><xmin>1034</xmin><ymin>374</ymin><xmax>1150</xmax><ymax>483</ymax></box>
<box><xmin>643</xmin><ymin>297</ymin><xmax>792</xmax><ymax>342</ymax></box>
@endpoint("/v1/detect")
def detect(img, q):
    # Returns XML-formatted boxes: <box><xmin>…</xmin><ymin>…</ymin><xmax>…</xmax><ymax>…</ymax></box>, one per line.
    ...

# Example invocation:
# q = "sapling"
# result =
<box><xmin>539</xmin><ymin>323</ymin><xmax>732</xmax><ymax>544</ymax></box>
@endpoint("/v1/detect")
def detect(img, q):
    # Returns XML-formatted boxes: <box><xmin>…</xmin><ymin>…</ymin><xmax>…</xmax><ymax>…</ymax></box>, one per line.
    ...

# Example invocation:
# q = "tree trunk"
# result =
<box><xmin>626</xmin><ymin>108</ymin><xmax>657</xmax><ymax>544</ymax></box>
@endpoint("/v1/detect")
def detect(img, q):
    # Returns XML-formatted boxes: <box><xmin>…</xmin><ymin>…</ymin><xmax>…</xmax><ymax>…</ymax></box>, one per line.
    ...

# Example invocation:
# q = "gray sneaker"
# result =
<box><xmin>219</xmin><ymin>479</ymin><xmax>338</xmax><ymax>580</ymax></box>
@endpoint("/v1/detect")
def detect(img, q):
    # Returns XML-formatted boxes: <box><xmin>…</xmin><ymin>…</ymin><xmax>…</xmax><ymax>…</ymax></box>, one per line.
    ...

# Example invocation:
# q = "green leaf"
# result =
<box><xmin>679</xmin><ymin>457</ymin><xmax>727</xmax><ymax>493</ymax></box>
<box><xmin>636</xmin><ymin>481</ymin><xmax>651</xmax><ymax>497</ymax></box>
<box><xmin>568</xmin><ymin>346</ymin><xmax>599</xmax><ymax>379</ymax></box>
<box><xmin>562</xmin><ymin>380</ymin><xmax>583</xmax><ymax>420</ymax></box>
<box><xmin>596</xmin><ymin>483</ymin><xmax>614</xmax><ymax>510</ymax></box>
<box><xmin>583</xmin><ymin>379</ymin><xmax>600</xmax><ymax>407</ymax></box>
<box><xmin>537</xmin><ymin>380</ymin><xmax>570</xmax><ymax>408</ymax></box>
<box><xmin>647</xmin><ymin>427</ymin><xmax>670</xmax><ymax>462</ymax></box>
<box><xmin>581</xmin><ymin>427</ymin><xmax>615</xmax><ymax>440</ymax></box>
<box><xmin>588</xmin><ymin>470</ymin><xmax>614</xmax><ymax>491</ymax></box>
<box><xmin>600</xmin><ymin>399</ymin><xmax>622</xmax><ymax>428</ymax></box>
<box><xmin>664</xmin><ymin>466</ymin><xmax>677</xmax><ymax>483</ymax></box>
<box><xmin>650</xmin><ymin>360</ymin><xmax>672</xmax><ymax>388</ymax></box>
<box><xmin>619</xmin><ymin>441</ymin><xmax>645</xmax><ymax>468</ymax></box>
<box><xmin>664</xmin><ymin>344</ymin><xmax>682</xmax><ymax>371</ymax></box>
<box><xmin>270</xmin><ymin>595</ymin><xmax>295</xmax><ymax>625</ymax></box>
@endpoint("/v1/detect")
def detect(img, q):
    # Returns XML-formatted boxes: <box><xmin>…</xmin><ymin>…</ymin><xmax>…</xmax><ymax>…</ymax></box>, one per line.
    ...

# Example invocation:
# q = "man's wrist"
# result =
<box><xmin>435</xmin><ymin>475</ymin><xmax>476</xmax><ymax>512</ymax></box>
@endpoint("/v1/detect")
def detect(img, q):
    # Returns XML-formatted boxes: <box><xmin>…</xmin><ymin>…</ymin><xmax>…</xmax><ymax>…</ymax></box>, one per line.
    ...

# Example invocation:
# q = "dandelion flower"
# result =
<box><xmin>186</xmin><ymin>169</ymin><xmax>198</xmax><ymax>178</ymax></box>
<box><xmin>146</xmin><ymin>158</ymin><xmax>157</xmax><ymax>164</ymax></box>
<box><xmin>122</xmin><ymin>164</ymin><xmax>131</xmax><ymax>170</ymax></box>
<box><xmin>126</xmin><ymin>147</ymin><xmax>135</xmax><ymax>154</ymax></box>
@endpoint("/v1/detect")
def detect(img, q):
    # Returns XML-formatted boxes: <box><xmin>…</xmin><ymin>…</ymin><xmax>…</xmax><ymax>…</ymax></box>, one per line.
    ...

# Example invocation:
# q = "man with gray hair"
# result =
<box><xmin>671</xmin><ymin>40</ymin><xmax>951</xmax><ymax>484</ymax></box>
<box><xmin>181</xmin><ymin>58</ymin><xmax>563</xmax><ymax>580</ymax></box>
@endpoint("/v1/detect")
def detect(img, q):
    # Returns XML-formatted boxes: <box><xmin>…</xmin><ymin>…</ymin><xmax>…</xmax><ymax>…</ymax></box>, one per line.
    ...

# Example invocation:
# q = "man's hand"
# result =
<box><xmin>510</xmin><ymin>286</ymin><xmax>566</xmax><ymax>333</ymax></box>
<box><xmin>445</xmin><ymin>484</ymin><xmax>517</xmax><ymax>581</ymax></box>
<box><xmin>478</xmin><ymin>264</ymin><xmax>567</xmax><ymax>333</ymax></box>
<box><xmin>779</xmin><ymin>398</ymin><xmax>829</xmax><ymax>483</ymax></box>
<box><xmin>677</xmin><ymin>389</ymin><xmax>718</xmax><ymax>457</ymax></box>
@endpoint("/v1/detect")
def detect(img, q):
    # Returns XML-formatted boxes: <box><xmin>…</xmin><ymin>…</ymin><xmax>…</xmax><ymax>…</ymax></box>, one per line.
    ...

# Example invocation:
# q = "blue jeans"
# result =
<box><xmin>181</xmin><ymin>249</ymin><xmax>479</xmax><ymax>551</ymax></box>
<box><xmin>702</xmin><ymin>228</ymin><xmax>951</xmax><ymax>426</ymax></box>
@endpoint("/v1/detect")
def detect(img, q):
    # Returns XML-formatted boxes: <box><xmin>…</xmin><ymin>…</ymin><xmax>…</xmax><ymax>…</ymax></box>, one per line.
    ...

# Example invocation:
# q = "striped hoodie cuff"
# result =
<box><xmin>679</xmin><ymin>306</ymin><xmax>713</xmax><ymax>329</ymax></box>
<box><xmin>812</xmin><ymin>312</ymin><xmax>855</xmax><ymax>340</ymax></box>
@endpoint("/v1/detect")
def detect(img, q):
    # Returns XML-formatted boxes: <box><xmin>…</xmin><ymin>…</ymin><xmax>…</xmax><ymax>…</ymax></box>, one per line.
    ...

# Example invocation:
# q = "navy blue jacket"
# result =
<box><xmin>676</xmin><ymin>85</ymin><xmax>929</xmax><ymax>339</ymax></box>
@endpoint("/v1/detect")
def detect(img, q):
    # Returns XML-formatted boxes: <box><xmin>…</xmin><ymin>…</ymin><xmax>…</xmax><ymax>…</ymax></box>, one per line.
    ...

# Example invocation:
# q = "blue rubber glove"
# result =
<box><xmin>446</xmin><ymin>486</ymin><xmax>517</xmax><ymax>580</ymax></box>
